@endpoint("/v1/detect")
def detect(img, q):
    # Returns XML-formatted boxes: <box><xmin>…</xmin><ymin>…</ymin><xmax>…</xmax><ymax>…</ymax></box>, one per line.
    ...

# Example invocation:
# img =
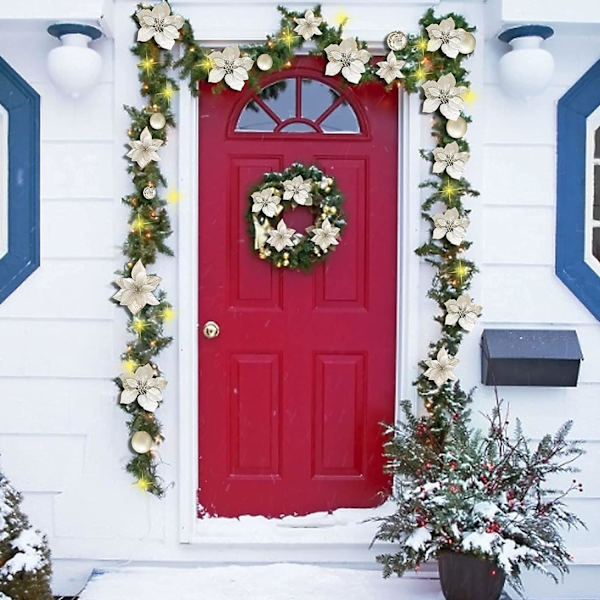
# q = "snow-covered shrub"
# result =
<box><xmin>0</xmin><ymin>472</ymin><xmax>52</xmax><ymax>600</ymax></box>
<box><xmin>375</xmin><ymin>396</ymin><xmax>585</xmax><ymax>594</ymax></box>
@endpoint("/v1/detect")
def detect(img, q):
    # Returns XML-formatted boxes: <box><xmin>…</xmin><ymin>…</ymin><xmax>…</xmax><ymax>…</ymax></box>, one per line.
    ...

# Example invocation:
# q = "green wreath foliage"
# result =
<box><xmin>247</xmin><ymin>163</ymin><xmax>346</xmax><ymax>271</ymax></box>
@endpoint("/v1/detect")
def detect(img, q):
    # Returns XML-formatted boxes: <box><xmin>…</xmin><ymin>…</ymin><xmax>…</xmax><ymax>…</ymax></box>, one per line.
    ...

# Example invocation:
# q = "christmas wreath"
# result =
<box><xmin>247</xmin><ymin>163</ymin><xmax>346</xmax><ymax>271</ymax></box>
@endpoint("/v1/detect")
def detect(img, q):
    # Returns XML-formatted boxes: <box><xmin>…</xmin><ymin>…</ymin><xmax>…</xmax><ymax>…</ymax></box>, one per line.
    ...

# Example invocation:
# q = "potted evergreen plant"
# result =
<box><xmin>374</xmin><ymin>396</ymin><xmax>585</xmax><ymax>599</ymax></box>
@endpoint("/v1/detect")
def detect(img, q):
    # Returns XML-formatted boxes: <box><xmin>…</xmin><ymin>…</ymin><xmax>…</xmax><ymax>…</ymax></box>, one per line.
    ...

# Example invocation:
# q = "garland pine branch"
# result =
<box><xmin>116</xmin><ymin>1</ymin><xmax>479</xmax><ymax>496</ymax></box>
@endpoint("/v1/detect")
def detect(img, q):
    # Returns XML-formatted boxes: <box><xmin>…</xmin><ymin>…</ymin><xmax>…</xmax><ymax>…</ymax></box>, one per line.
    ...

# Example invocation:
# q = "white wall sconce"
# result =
<box><xmin>498</xmin><ymin>25</ymin><xmax>554</xmax><ymax>100</ymax></box>
<box><xmin>47</xmin><ymin>23</ymin><xmax>103</xmax><ymax>99</ymax></box>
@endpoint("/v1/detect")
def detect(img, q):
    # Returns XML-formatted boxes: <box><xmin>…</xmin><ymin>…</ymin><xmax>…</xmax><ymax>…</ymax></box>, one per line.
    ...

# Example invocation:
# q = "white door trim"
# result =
<box><xmin>176</xmin><ymin>72</ymin><xmax>423</xmax><ymax>544</ymax></box>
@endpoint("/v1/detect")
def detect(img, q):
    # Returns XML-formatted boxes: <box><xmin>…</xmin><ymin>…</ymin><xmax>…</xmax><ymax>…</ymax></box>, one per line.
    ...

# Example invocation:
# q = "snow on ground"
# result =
<box><xmin>194</xmin><ymin>502</ymin><xmax>395</xmax><ymax>544</ymax></box>
<box><xmin>78</xmin><ymin>564</ymin><xmax>444</xmax><ymax>600</ymax></box>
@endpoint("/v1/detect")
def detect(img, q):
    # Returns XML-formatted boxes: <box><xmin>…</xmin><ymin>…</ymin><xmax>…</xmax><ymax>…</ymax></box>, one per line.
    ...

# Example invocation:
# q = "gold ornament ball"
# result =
<box><xmin>386</xmin><ymin>31</ymin><xmax>408</xmax><ymax>51</ymax></box>
<box><xmin>149</xmin><ymin>112</ymin><xmax>166</xmax><ymax>130</ymax></box>
<box><xmin>143</xmin><ymin>185</ymin><xmax>157</xmax><ymax>200</ymax></box>
<box><xmin>131</xmin><ymin>431</ymin><xmax>153</xmax><ymax>454</ymax></box>
<box><xmin>446</xmin><ymin>116</ymin><xmax>468</xmax><ymax>139</ymax></box>
<box><xmin>459</xmin><ymin>32</ymin><xmax>476</xmax><ymax>54</ymax></box>
<box><xmin>257</xmin><ymin>53</ymin><xmax>274</xmax><ymax>71</ymax></box>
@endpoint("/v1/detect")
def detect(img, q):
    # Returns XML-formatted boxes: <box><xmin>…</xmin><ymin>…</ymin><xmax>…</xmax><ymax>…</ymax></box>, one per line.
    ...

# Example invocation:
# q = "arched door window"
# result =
<box><xmin>235</xmin><ymin>76</ymin><xmax>361</xmax><ymax>134</ymax></box>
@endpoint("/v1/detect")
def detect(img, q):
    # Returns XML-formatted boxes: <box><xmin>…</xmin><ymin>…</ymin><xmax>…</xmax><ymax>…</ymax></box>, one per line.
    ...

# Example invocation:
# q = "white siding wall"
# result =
<box><xmin>0</xmin><ymin>1</ymin><xmax>598</xmax><ymax>598</ymax></box>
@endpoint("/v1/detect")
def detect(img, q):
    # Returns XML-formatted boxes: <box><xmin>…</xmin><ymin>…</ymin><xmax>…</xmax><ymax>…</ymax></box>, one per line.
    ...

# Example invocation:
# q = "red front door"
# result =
<box><xmin>198</xmin><ymin>57</ymin><xmax>398</xmax><ymax>517</ymax></box>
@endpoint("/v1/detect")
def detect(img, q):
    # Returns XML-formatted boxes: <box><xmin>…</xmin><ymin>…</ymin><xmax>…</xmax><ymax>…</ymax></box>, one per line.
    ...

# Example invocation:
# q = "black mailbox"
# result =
<box><xmin>481</xmin><ymin>329</ymin><xmax>583</xmax><ymax>387</ymax></box>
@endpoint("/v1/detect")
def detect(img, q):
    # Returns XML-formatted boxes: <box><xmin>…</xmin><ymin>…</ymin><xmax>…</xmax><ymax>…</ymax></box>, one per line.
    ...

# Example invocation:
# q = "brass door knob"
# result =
<box><xmin>202</xmin><ymin>320</ymin><xmax>220</xmax><ymax>339</ymax></box>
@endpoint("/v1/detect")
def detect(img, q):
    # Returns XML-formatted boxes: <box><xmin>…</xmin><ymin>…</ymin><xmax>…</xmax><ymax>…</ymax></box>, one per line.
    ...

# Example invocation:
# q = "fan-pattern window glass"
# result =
<box><xmin>235</xmin><ymin>77</ymin><xmax>360</xmax><ymax>134</ymax></box>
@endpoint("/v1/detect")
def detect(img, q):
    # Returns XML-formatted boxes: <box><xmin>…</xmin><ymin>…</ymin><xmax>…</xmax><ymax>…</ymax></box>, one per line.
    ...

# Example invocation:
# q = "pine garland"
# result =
<box><xmin>117</xmin><ymin>2</ymin><xmax>477</xmax><ymax>495</ymax></box>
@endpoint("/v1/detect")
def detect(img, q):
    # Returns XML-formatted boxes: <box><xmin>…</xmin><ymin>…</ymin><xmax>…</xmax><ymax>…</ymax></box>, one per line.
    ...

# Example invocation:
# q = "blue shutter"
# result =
<box><xmin>556</xmin><ymin>58</ymin><xmax>600</xmax><ymax>321</ymax></box>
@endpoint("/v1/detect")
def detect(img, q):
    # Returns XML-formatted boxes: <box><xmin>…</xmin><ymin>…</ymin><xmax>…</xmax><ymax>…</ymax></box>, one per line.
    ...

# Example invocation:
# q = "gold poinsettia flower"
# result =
<box><xmin>267</xmin><ymin>220</ymin><xmax>296</xmax><ymax>252</ymax></box>
<box><xmin>311</xmin><ymin>218</ymin><xmax>340</xmax><ymax>251</ymax></box>
<box><xmin>424</xmin><ymin>347</ymin><xmax>459</xmax><ymax>387</ymax></box>
<box><xmin>293</xmin><ymin>9</ymin><xmax>323</xmax><ymax>41</ymax></box>
<box><xmin>136</xmin><ymin>1</ymin><xmax>184</xmax><ymax>50</ymax></box>
<box><xmin>421</xmin><ymin>73</ymin><xmax>467</xmax><ymax>121</ymax></box>
<box><xmin>208</xmin><ymin>45</ymin><xmax>254</xmax><ymax>91</ymax></box>
<box><xmin>127</xmin><ymin>127</ymin><xmax>163</xmax><ymax>169</ymax></box>
<box><xmin>120</xmin><ymin>364</ymin><xmax>167</xmax><ymax>413</ymax></box>
<box><xmin>426</xmin><ymin>17</ymin><xmax>465</xmax><ymax>59</ymax></box>
<box><xmin>113</xmin><ymin>260</ymin><xmax>161</xmax><ymax>315</ymax></box>
<box><xmin>432</xmin><ymin>141</ymin><xmax>470</xmax><ymax>180</ymax></box>
<box><xmin>324</xmin><ymin>38</ymin><xmax>371</xmax><ymax>84</ymax></box>
<box><xmin>432</xmin><ymin>207</ymin><xmax>470</xmax><ymax>246</ymax></box>
<box><xmin>445</xmin><ymin>293</ymin><xmax>482</xmax><ymax>331</ymax></box>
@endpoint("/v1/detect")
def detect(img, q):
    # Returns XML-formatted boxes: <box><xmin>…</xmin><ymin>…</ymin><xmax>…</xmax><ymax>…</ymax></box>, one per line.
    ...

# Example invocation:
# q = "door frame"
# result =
<box><xmin>175</xmin><ymin>53</ymin><xmax>423</xmax><ymax>544</ymax></box>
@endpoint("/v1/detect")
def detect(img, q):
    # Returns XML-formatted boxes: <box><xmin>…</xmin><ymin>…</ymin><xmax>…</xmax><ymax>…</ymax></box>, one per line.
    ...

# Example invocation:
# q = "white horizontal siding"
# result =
<box><xmin>42</xmin><ymin>199</ymin><xmax>117</xmax><ymax>258</ymax></box>
<box><xmin>41</xmin><ymin>141</ymin><xmax>114</xmax><ymax>199</ymax></box>
<box><xmin>481</xmin><ymin>144</ymin><xmax>556</xmax><ymax>207</ymax></box>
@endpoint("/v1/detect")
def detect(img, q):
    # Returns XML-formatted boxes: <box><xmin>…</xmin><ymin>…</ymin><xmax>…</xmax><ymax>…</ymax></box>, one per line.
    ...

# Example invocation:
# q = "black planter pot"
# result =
<box><xmin>438</xmin><ymin>552</ymin><xmax>506</xmax><ymax>600</ymax></box>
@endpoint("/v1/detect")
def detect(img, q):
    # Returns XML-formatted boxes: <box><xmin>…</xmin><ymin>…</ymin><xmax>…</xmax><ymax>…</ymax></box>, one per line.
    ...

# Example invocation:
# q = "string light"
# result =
<box><xmin>279</xmin><ymin>28</ymin><xmax>296</xmax><ymax>48</ymax></box>
<box><xmin>166</xmin><ymin>189</ymin><xmax>181</xmax><ymax>204</ymax></box>
<box><xmin>122</xmin><ymin>358</ymin><xmax>137</xmax><ymax>374</ymax></box>
<box><xmin>136</xmin><ymin>477</ymin><xmax>151</xmax><ymax>491</ymax></box>
<box><xmin>131</xmin><ymin>215</ymin><xmax>147</xmax><ymax>233</ymax></box>
<box><xmin>139</xmin><ymin>55</ymin><xmax>155</xmax><ymax>74</ymax></box>
<box><xmin>335</xmin><ymin>10</ymin><xmax>349</xmax><ymax>26</ymax></box>
<box><xmin>441</xmin><ymin>181</ymin><xmax>458</xmax><ymax>199</ymax></box>
<box><xmin>162</xmin><ymin>307</ymin><xmax>176</xmax><ymax>322</ymax></box>
<box><xmin>132</xmin><ymin>318</ymin><xmax>146</xmax><ymax>334</ymax></box>
<box><xmin>158</xmin><ymin>83</ymin><xmax>176</xmax><ymax>102</ymax></box>
<box><xmin>416</xmin><ymin>37</ymin><xmax>428</xmax><ymax>53</ymax></box>
<box><xmin>451</xmin><ymin>260</ymin><xmax>470</xmax><ymax>283</ymax></box>
<box><xmin>199</xmin><ymin>56</ymin><xmax>215</xmax><ymax>71</ymax></box>
<box><xmin>414</xmin><ymin>67</ymin><xmax>427</xmax><ymax>81</ymax></box>
<box><xmin>463</xmin><ymin>89</ymin><xmax>478</xmax><ymax>104</ymax></box>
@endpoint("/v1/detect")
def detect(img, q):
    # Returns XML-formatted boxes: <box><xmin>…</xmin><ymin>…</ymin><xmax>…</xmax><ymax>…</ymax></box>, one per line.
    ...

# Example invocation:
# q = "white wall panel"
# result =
<box><xmin>0</xmin><ymin>433</ymin><xmax>86</xmax><ymax>492</ymax></box>
<box><xmin>482</xmin><ymin>84</ymin><xmax>563</xmax><ymax>145</ymax></box>
<box><xmin>0</xmin><ymin>320</ymin><xmax>114</xmax><ymax>378</ymax></box>
<box><xmin>39</xmin><ymin>82</ymin><xmax>114</xmax><ymax>142</ymax></box>
<box><xmin>0</xmin><ymin>378</ymin><xmax>114</xmax><ymax>434</ymax></box>
<box><xmin>481</xmin><ymin>266</ymin><xmax>597</xmax><ymax>324</ymax></box>
<box><xmin>42</xmin><ymin>199</ymin><xmax>117</xmax><ymax>258</ymax></box>
<box><xmin>481</xmin><ymin>144</ymin><xmax>556</xmax><ymax>207</ymax></box>
<box><xmin>41</xmin><ymin>142</ymin><xmax>114</xmax><ymax>200</ymax></box>
<box><xmin>482</xmin><ymin>206</ymin><xmax>554</xmax><ymax>265</ymax></box>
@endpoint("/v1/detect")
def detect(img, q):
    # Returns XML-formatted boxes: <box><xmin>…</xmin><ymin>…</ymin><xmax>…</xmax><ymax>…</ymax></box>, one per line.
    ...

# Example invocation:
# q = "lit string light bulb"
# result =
<box><xmin>416</xmin><ymin>37</ymin><xmax>428</xmax><ymax>53</ymax></box>
<box><xmin>158</xmin><ymin>83</ymin><xmax>176</xmax><ymax>103</ymax></box>
<box><xmin>279</xmin><ymin>28</ymin><xmax>296</xmax><ymax>48</ymax></box>
<box><xmin>463</xmin><ymin>89</ymin><xmax>478</xmax><ymax>105</ymax></box>
<box><xmin>122</xmin><ymin>358</ymin><xmax>137</xmax><ymax>374</ymax></box>
<box><xmin>166</xmin><ymin>189</ymin><xmax>181</xmax><ymax>205</ymax></box>
<box><xmin>136</xmin><ymin>477</ymin><xmax>151</xmax><ymax>491</ymax></box>
<box><xmin>335</xmin><ymin>10</ymin><xmax>349</xmax><ymax>26</ymax></box>
<box><xmin>162</xmin><ymin>306</ymin><xmax>176</xmax><ymax>322</ymax></box>
<box><xmin>131</xmin><ymin>215</ymin><xmax>147</xmax><ymax>233</ymax></box>
<box><xmin>132</xmin><ymin>318</ymin><xmax>146</xmax><ymax>334</ymax></box>
<box><xmin>139</xmin><ymin>55</ymin><xmax>155</xmax><ymax>75</ymax></box>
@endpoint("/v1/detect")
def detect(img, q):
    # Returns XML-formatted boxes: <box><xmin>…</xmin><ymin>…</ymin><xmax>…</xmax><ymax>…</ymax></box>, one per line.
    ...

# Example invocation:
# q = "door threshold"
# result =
<box><xmin>192</xmin><ymin>502</ymin><xmax>394</xmax><ymax>546</ymax></box>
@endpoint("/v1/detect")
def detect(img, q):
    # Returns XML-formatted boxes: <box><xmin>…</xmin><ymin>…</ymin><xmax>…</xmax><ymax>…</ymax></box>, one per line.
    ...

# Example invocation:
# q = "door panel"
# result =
<box><xmin>198</xmin><ymin>57</ymin><xmax>398</xmax><ymax>517</ymax></box>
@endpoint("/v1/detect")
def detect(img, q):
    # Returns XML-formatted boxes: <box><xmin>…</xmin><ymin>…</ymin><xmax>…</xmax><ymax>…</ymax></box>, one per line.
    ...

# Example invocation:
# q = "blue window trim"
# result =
<box><xmin>0</xmin><ymin>55</ymin><xmax>40</xmax><ymax>303</ymax></box>
<box><xmin>557</xmin><ymin>58</ymin><xmax>600</xmax><ymax>321</ymax></box>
